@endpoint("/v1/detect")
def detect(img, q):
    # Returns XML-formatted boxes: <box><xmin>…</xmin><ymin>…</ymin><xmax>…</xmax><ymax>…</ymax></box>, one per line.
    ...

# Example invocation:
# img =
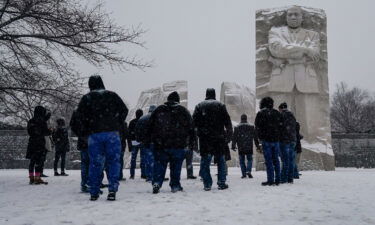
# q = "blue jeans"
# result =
<box><xmin>143</xmin><ymin>144</ymin><xmax>155</xmax><ymax>181</ymax></box>
<box><xmin>239</xmin><ymin>153</ymin><xmax>253</xmax><ymax>176</ymax></box>
<box><xmin>280</xmin><ymin>142</ymin><xmax>296</xmax><ymax>182</ymax></box>
<box><xmin>88</xmin><ymin>132</ymin><xmax>121</xmax><ymax>196</ymax></box>
<box><xmin>119</xmin><ymin>151</ymin><xmax>125</xmax><ymax>180</ymax></box>
<box><xmin>152</xmin><ymin>148</ymin><xmax>186</xmax><ymax>189</ymax></box>
<box><xmin>80</xmin><ymin>150</ymin><xmax>90</xmax><ymax>188</ymax></box>
<box><xmin>200</xmin><ymin>154</ymin><xmax>226</xmax><ymax>188</ymax></box>
<box><xmin>262</xmin><ymin>141</ymin><xmax>281</xmax><ymax>183</ymax></box>
<box><xmin>130</xmin><ymin>145</ymin><xmax>146</xmax><ymax>177</ymax></box>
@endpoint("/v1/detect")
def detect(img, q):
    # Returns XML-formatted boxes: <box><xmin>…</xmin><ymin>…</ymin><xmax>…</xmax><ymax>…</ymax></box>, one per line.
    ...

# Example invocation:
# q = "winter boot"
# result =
<box><xmin>247</xmin><ymin>173</ymin><xmax>253</xmax><ymax>178</ymax></box>
<box><xmin>60</xmin><ymin>172</ymin><xmax>69</xmax><ymax>176</ymax></box>
<box><xmin>41</xmin><ymin>174</ymin><xmax>48</xmax><ymax>178</ymax></box>
<box><xmin>218</xmin><ymin>184</ymin><xmax>229</xmax><ymax>190</ymax></box>
<box><xmin>187</xmin><ymin>175</ymin><xmax>197</xmax><ymax>180</ymax></box>
<box><xmin>261</xmin><ymin>181</ymin><xmax>274</xmax><ymax>186</ymax></box>
<box><xmin>90</xmin><ymin>195</ymin><xmax>99</xmax><ymax>201</ymax></box>
<box><xmin>152</xmin><ymin>184</ymin><xmax>160</xmax><ymax>194</ymax></box>
<box><xmin>171</xmin><ymin>186</ymin><xmax>183</xmax><ymax>193</ymax></box>
<box><xmin>29</xmin><ymin>176</ymin><xmax>34</xmax><ymax>185</ymax></box>
<box><xmin>34</xmin><ymin>176</ymin><xmax>48</xmax><ymax>185</ymax></box>
<box><xmin>204</xmin><ymin>186</ymin><xmax>211</xmax><ymax>191</ymax></box>
<box><xmin>107</xmin><ymin>192</ymin><xmax>116</xmax><ymax>201</ymax></box>
<box><xmin>54</xmin><ymin>171</ymin><xmax>60</xmax><ymax>176</ymax></box>
<box><xmin>241</xmin><ymin>175</ymin><xmax>246</xmax><ymax>179</ymax></box>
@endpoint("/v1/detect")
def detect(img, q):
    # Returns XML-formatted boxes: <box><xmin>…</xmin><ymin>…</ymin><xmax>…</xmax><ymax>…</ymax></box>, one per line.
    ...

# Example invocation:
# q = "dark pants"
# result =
<box><xmin>239</xmin><ymin>153</ymin><xmax>253</xmax><ymax>176</ymax></box>
<box><xmin>200</xmin><ymin>154</ymin><xmax>226</xmax><ymax>188</ymax></box>
<box><xmin>130</xmin><ymin>145</ymin><xmax>145</xmax><ymax>177</ymax></box>
<box><xmin>185</xmin><ymin>149</ymin><xmax>194</xmax><ymax>177</ymax></box>
<box><xmin>80</xmin><ymin>150</ymin><xmax>90</xmax><ymax>188</ymax></box>
<box><xmin>280</xmin><ymin>142</ymin><xmax>296</xmax><ymax>182</ymax></box>
<box><xmin>152</xmin><ymin>148</ymin><xmax>186</xmax><ymax>189</ymax></box>
<box><xmin>40</xmin><ymin>151</ymin><xmax>47</xmax><ymax>175</ymax></box>
<box><xmin>119</xmin><ymin>151</ymin><xmax>125</xmax><ymax>180</ymax></box>
<box><xmin>262</xmin><ymin>141</ymin><xmax>281</xmax><ymax>184</ymax></box>
<box><xmin>143</xmin><ymin>144</ymin><xmax>155</xmax><ymax>181</ymax></box>
<box><xmin>88</xmin><ymin>132</ymin><xmax>121</xmax><ymax>196</ymax></box>
<box><xmin>28</xmin><ymin>153</ymin><xmax>44</xmax><ymax>176</ymax></box>
<box><xmin>54</xmin><ymin>151</ymin><xmax>67</xmax><ymax>172</ymax></box>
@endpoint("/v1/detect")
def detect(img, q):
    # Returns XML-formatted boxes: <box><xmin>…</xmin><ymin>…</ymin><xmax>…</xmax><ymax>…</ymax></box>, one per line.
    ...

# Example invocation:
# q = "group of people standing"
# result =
<box><xmin>26</xmin><ymin>74</ymin><xmax>302</xmax><ymax>201</ymax></box>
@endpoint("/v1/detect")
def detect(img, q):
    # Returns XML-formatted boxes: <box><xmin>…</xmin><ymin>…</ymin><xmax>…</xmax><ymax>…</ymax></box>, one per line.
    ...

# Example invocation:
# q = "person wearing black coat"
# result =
<box><xmin>52</xmin><ymin>118</ymin><xmax>70</xmax><ymax>176</ymax></box>
<box><xmin>232</xmin><ymin>114</ymin><xmax>260</xmax><ymax>179</ymax></box>
<box><xmin>76</xmin><ymin>75</ymin><xmax>128</xmax><ymax>201</ymax></box>
<box><xmin>147</xmin><ymin>91</ymin><xmax>195</xmax><ymax>194</ymax></box>
<box><xmin>193</xmin><ymin>88</ymin><xmax>233</xmax><ymax>191</ymax></box>
<box><xmin>70</xmin><ymin>110</ymin><xmax>90</xmax><ymax>192</ymax></box>
<box><xmin>294</xmin><ymin>122</ymin><xmax>303</xmax><ymax>179</ymax></box>
<box><xmin>26</xmin><ymin>105</ymin><xmax>51</xmax><ymax>185</ymax></box>
<box><xmin>135</xmin><ymin>105</ymin><xmax>156</xmax><ymax>182</ymax></box>
<box><xmin>278</xmin><ymin>102</ymin><xmax>297</xmax><ymax>184</ymax></box>
<box><xmin>255</xmin><ymin>97</ymin><xmax>283</xmax><ymax>186</ymax></box>
<box><xmin>128</xmin><ymin>109</ymin><xmax>145</xmax><ymax>179</ymax></box>
<box><xmin>118</xmin><ymin>121</ymin><xmax>129</xmax><ymax>181</ymax></box>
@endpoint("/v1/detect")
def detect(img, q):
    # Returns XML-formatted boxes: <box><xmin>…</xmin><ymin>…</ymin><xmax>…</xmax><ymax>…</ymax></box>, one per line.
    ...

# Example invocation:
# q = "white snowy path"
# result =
<box><xmin>0</xmin><ymin>168</ymin><xmax>374</xmax><ymax>225</ymax></box>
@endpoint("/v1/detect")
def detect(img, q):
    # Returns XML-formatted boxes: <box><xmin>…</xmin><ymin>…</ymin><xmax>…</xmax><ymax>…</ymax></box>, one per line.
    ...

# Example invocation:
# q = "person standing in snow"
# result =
<box><xmin>26</xmin><ymin>106</ymin><xmax>52</xmax><ymax>185</ymax></box>
<box><xmin>52</xmin><ymin>118</ymin><xmax>70</xmax><ymax>176</ymax></box>
<box><xmin>278</xmin><ymin>102</ymin><xmax>297</xmax><ymax>184</ymax></box>
<box><xmin>119</xmin><ymin>121</ymin><xmax>129</xmax><ymax>181</ymax></box>
<box><xmin>193</xmin><ymin>88</ymin><xmax>233</xmax><ymax>191</ymax></box>
<box><xmin>148</xmin><ymin>91</ymin><xmax>195</xmax><ymax>194</ymax></box>
<box><xmin>232</xmin><ymin>114</ymin><xmax>260</xmax><ymax>179</ymax></box>
<box><xmin>294</xmin><ymin>122</ymin><xmax>303</xmax><ymax>179</ymax></box>
<box><xmin>135</xmin><ymin>105</ymin><xmax>157</xmax><ymax>182</ymax></box>
<box><xmin>255</xmin><ymin>97</ymin><xmax>283</xmax><ymax>186</ymax></box>
<box><xmin>76</xmin><ymin>75</ymin><xmax>128</xmax><ymax>201</ymax></box>
<box><xmin>70</xmin><ymin>110</ymin><xmax>90</xmax><ymax>193</ymax></box>
<box><xmin>128</xmin><ymin>109</ymin><xmax>145</xmax><ymax>179</ymax></box>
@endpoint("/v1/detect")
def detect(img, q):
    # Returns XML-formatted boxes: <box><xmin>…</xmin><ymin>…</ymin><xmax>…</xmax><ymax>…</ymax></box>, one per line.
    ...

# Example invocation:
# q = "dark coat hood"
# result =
<box><xmin>205</xmin><ymin>88</ymin><xmax>216</xmax><ymax>100</ymax></box>
<box><xmin>88</xmin><ymin>75</ymin><xmax>105</xmax><ymax>91</ymax></box>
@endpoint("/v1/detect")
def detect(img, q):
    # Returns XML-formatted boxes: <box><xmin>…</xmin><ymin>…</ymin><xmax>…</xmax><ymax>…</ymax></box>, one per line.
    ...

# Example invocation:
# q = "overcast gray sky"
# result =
<box><xmin>81</xmin><ymin>0</ymin><xmax>375</xmax><ymax>110</ymax></box>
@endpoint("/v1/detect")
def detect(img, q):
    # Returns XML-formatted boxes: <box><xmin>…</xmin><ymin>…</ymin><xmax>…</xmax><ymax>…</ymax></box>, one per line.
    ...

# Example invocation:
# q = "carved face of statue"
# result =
<box><xmin>286</xmin><ymin>7</ymin><xmax>303</xmax><ymax>28</ymax></box>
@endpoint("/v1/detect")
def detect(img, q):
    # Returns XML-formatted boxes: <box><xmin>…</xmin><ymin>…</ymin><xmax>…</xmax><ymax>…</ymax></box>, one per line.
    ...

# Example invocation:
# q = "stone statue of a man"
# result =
<box><xmin>267</xmin><ymin>6</ymin><xmax>323</xmax><ymax>142</ymax></box>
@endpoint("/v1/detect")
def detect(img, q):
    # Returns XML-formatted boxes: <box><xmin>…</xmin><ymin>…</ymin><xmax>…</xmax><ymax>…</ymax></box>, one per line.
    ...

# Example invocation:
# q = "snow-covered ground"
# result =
<box><xmin>0</xmin><ymin>168</ymin><xmax>374</xmax><ymax>225</ymax></box>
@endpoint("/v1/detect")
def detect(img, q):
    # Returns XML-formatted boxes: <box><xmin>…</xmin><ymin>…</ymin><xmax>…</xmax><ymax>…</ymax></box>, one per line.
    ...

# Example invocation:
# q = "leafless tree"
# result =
<box><xmin>0</xmin><ymin>0</ymin><xmax>150</xmax><ymax>125</ymax></box>
<box><xmin>331</xmin><ymin>82</ymin><xmax>375</xmax><ymax>133</ymax></box>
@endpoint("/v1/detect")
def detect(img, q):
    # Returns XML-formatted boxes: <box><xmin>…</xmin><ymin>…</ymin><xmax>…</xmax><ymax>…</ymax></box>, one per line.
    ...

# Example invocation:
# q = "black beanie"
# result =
<box><xmin>167</xmin><ymin>91</ymin><xmax>180</xmax><ymax>103</ymax></box>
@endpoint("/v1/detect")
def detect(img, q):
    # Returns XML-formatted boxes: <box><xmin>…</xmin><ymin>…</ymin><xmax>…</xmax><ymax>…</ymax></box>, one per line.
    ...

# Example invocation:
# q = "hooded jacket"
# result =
<box><xmin>279</xmin><ymin>109</ymin><xmax>297</xmax><ymax>143</ymax></box>
<box><xmin>232</xmin><ymin>116</ymin><xmax>260</xmax><ymax>155</ymax></box>
<box><xmin>193</xmin><ymin>88</ymin><xmax>233</xmax><ymax>155</ymax></box>
<box><xmin>76</xmin><ymin>75</ymin><xmax>128</xmax><ymax>135</ymax></box>
<box><xmin>148</xmin><ymin>92</ymin><xmax>195</xmax><ymax>150</ymax></box>
<box><xmin>255</xmin><ymin>98</ymin><xmax>283</xmax><ymax>142</ymax></box>
<box><xmin>26</xmin><ymin>106</ymin><xmax>52</xmax><ymax>158</ymax></box>
<box><xmin>128</xmin><ymin>109</ymin><xmax>143</xmax><ymax>142</ymax></box>
<box><xmin>135</xmin><ymin>105</ymin><xmax>156</xmax><ymax>146</ymax></box>
<box><xmin>69</xmin><ymin>110</ymin><xmax>88</xmax><ymax>151</ymax></box>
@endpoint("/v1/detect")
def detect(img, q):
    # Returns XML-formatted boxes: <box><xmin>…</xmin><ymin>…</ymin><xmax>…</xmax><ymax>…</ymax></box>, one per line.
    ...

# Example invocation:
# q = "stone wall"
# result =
<box><xmin>332</xmin><ymin>133</ymin><xmax>375</xmax><ymax>168</ymax></box>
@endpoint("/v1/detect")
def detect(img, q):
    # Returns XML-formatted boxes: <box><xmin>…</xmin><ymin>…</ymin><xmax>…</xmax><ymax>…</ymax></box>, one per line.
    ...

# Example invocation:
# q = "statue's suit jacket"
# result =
<box><xmin>268</xmin><ymin>26</ymin><xmax>320</xmax><ymax>93</ymax></box>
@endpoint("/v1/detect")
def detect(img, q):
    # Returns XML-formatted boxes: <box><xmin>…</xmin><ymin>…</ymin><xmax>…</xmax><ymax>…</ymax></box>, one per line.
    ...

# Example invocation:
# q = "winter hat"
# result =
<box><xmin>135</xmin><ymin>109</ymin><xmax>144</xmax><ymax>119</ymax></box>
<box><xmin>88</xmin><ymin>75</ymin><xmax>105</xmax><ymax>91</ymax></box>
<box><xmin>56</xmin><ymin>118</ymin><xmax>66</xmax><ymax>127</ymax></box>
<box><xmin>167</xmin><ymin>91</ymin><xmax>180</xmax><ymax>103</ymax></box>
<box><xmin>241</xmin><ymin>114</ymin><xmax>247</xmax><ymax>122</ymax></box>
<box><xmin>148</xmin><ymin>105</ymin><xmax>157</xmax><ymax>113</ymax></box>
<box><xmin>278</xmin><ymin>102</ymin><xmax>288</xmax><ymax>110</ymax></box>
<box><xmin>205</xmin><ymin>88</ymin><xmax>216</xmax><ymax>100</ymax></box>
<box><xmin>260</xmin><ymin>97</ymin><xmax>274</xmax><ymax>109</ymax></box>
<box><xmin>34</xmin><ymin>105</ymin><xmax>46</xmax><ymax>119</ymax></box>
